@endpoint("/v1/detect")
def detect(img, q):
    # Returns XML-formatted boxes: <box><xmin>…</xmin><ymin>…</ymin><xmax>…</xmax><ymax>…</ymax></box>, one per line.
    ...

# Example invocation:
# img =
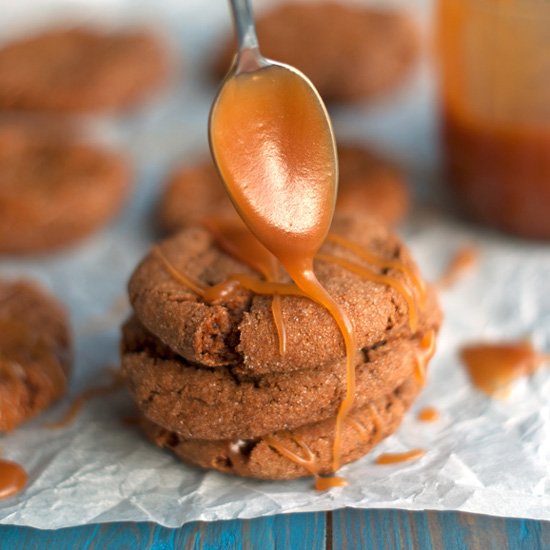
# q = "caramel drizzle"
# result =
<box><xmin>316</xmin><ymin>253</ymin><xmax>419</xmax><ymax>332</ymax></box>
<box><xmin>437</xmin><ymin>245</ymin><xmax>479</xmax><ymax>289</ymax></box>
<box><xmin>417</xmin><ymin>406</ymin><xmax>440</xmax><ymax>422</ymax></box>
<box><xmin>154</xmin><ymin>246</ymin><xmax>304</xmax><ymax>303</ymax></box>
<box><xmin>327</xmin><ymin>232</ymin><xmax>426</xmax><ymax>307</ymax></box>
<box><xmin>263</xmin><ymin>434</ymin><xmax>346</xmax><ymax>490</ymax></box>
<box><xmin>375</xmin><ymin>449</ymin><xmax>425</xmax><ymax>465</ymax></box>
<box><xmin>46</xmin><ymin>370</ymin><xmax>124</xmax><ymax>429</ymax></box>
<box><xmin>0</xmin><ymin>459</ymin><xmax>27</xmax><ymax>500</ymax></box>
<box><xmin>413</xmin><ymin>331</ymin><xmax>436</xmax><ymax>386</ymax></box>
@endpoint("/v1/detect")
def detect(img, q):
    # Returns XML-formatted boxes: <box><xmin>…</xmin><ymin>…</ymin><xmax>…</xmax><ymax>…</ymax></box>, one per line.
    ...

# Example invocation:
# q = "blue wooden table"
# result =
<box><xmin>1</xmin><ymin>510</ymin><xmax>549</xmax><ymax>549</ymax></box>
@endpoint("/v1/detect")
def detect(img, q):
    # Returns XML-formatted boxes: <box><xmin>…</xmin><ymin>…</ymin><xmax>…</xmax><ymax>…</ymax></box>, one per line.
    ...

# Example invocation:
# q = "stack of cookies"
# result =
<box><xmin>121</xmin><ymin>215</ymin><xmax>441</xmax><ymax>480</ymax></box>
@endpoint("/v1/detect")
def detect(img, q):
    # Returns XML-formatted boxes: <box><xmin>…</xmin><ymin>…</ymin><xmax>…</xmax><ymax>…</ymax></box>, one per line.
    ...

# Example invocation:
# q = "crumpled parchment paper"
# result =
<box><xmin>1</xmin><ymin>0</ymin><xmax>549</xmax><ymax>529</ymax></box>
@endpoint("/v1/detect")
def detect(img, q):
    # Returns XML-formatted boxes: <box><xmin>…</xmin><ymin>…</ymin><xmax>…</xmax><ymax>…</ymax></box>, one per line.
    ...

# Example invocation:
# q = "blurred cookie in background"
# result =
<box><xmin>213</xmin><ymin>1</ymin><xmax>420</xmax><ymax>103</ymax></box>
<box><xmin>0</xmin><ymin>27</ymin><xmax>168</xmax><ymax>113</ymax></box>
<box><xmin>336</xmin><ymin>144</ymin><xmax>409</xmax><ymax>225</ymax></box>
<box><xmin>0</xmin><ymin>119</ymin><xmax>131</xmax><ymax>254</ymax></box>
<box><xmin>158</xmin><ymin>144</ymin><xmax>409</xmax><ymax>234</ymax></box>
<box><xmin>0</xmin><ymin>278</ymin><xmax>72</xmax><ymax>432</ymax></box>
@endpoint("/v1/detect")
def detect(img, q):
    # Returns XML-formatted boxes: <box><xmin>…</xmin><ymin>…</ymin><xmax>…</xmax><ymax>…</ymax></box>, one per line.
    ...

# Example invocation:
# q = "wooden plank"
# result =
<box><xmin>331</xmin><ymin>509</ymin><xmax>550</xmax><ymax>550</ymax></box>
<box><xmin>1</xmin><ymin>511</ymin><xmax>549</xmax><ymax>549</ymax></box>
<box><xmin>0</xmin><ymin>513</ymin><xmax>326</xmax><ymax>550</ymax></box>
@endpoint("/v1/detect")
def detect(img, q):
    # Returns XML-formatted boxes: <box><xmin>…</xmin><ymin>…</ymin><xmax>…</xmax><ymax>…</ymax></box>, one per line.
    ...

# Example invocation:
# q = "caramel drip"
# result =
<box><xmin>375</xmin><ymin>449</ymin><xmax>425</xmax><ymax>465</ymax></box>
<box><xmin>367</xmin><ymin>403</ymin><xmax>384</xmax><ymax>445</ymax></box>
<box><xmin>0</xmin><ymin>459</ymin><xmax>27</xmax><ymax>500</ymax></box>
<box><xmin>460</xmin><ymin>340</ymin><xmax>548</xmax><ymax>398</ymax></box>
<box><xmin>203</xmin><ymin>217</ymin><xmax>287</xmax><ymax>355</ymax></box>
<box><xmin>347</xmin><ymin>417</ymin><xmax>370</xmax><ymax>442</ymax></box>
<box><xmin>413</xmin><ymin>331</ymin><xmax>437</xmax><ymax>386</ymax></box>
<box><xmin>437</xmin><ymin>245</ymin><xmax>479</xmax><ymax>288</ymax></box>
<box><xmin>80</xmin><ymin>294</ymin><xmax>129</xmax><ymax>335</ymax></box>
<box><xmin>46</xmin><ymin>376</ymin><xmax>124</xmax><ymax>429</ymax></box>
<box><xmin>154</xmin><ymin>246</ymin><xmax>304</xmax><ymax>301</ymax></box>
<box><xmin>263</xmin><ymin>434</ymin><xmax>347</xmax><ymax>490</ymax></box>
<box><xmin>417</xmin><ymin>406</ymin><xmax>440</xmax><ymax>422</ymax></box>
<box><xmin>316</xmin><ymin>253</ymin><xmax>418</xmax><ymax>332</ymax></box>
<box><xmin>327</xmin><ymin>232</ymin><xmax>426</xmax><ymax>307</ymax></box>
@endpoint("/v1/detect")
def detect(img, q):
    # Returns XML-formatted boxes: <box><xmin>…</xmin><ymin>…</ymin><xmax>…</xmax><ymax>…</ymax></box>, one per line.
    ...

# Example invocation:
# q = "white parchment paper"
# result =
<box><xmin>1</xmin><ymin>0</ymin><xmax>550</xmax><ymax>528</ymax></box>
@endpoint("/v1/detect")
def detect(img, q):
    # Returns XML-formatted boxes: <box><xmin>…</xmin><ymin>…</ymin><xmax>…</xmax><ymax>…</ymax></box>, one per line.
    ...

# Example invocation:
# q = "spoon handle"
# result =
<box><xmin>229</xmin><ymin>0</ymin><xmax>259</xmax><ymax>51</ymax></box>
<box><xmin>229</xmin><ymin>0</ymin><xmax>265</xmax><ymax>72</ymax></box>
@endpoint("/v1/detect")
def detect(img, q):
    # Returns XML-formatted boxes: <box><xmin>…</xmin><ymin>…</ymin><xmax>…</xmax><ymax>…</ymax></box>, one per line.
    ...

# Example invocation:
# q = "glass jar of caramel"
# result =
<box><xmin>436</xmin><ymin>0</ymin><xmax>550</xmax><ymax>239</ymax></box>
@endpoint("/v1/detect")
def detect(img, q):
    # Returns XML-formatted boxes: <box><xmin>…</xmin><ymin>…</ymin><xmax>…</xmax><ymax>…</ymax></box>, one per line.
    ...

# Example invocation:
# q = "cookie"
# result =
<box><xmin>0</xmin><ymin>120</ymin><xmax>131</xmax><ymax>254</ymax></box>
<box><xmin>0</xmin><ymin>279</ymin><xmax>72</xmax><ymax>432</ymax></box>
<box><xmin>141</xmin><ymin>376</ymin><xmax>420</xmax><ymax>480</ymax></box>
<box><xmin>336</xmin><ymin>145</ymin><xmax>409</xmax><ymax>225</ymax></box>
<box><xmin>0</xmin><ymin>27</ymin><xmax>167</xmax><ymax>112</ymax></box>
<box><xmin>129</xmin><ymin>216</ymin><xmax>438</xmax><ymax>373</ymax></box>
<box><xmin>158</xmin><ymin>145</ymin><xmax>409</xmax><ymax>234</ymax></box>
<box><xmin>122</xmin><ymin>315</ymin><xmax>429</xmax><ymax>440</ymax></box>
<box><xmin>158</xmin><ymin>160</ymin><xmax>234</xmax><ymax>234</ymax></box>
<box><xmin>213</xmin><ymin>2</ymin><xmax>419</xmax><ymax>103</ymax></box>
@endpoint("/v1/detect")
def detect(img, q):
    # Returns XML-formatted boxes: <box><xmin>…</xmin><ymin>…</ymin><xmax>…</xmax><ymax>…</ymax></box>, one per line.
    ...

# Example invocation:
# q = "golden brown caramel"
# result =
<box><xmin>263</xmin><ymin>433</ymin><xmax>347</xmax><ymax>490</ymax></box>
<box><xmin>460</xmin><ymin>341</ymin><xmax>548</xmax><ymax>398</ymax></box>
<box><xmin>437</xmin><ymin>245</ymin><xmax>479</xmax><ymax>289</ymax></box>
<box><xmin>417</xmin><ymin>406</ymin><xmax>440</xmax><ymax>422</ymax></box>
<box><xmin>0</xmin><ymin>459</ymin><xmax>27</xmax><ymax>500</ymax></box>
<box><xmin>375</xmin><ymin>449</ymin><xmax>425</xmax><ymax>465</ymax></box>
<box><xmin>413</xmin><ymin>331</ymin><xmax>437</xmax><ymax>386</ymax></box>
<box><xmin>46</xmin><ymin>376</ymin><xmax>124</xmax><ymax>429</ymax></box>
<box><xmin>327</xmin><ymin>232</ymin><xmax>426</xmax><ymax>307</ymax></box>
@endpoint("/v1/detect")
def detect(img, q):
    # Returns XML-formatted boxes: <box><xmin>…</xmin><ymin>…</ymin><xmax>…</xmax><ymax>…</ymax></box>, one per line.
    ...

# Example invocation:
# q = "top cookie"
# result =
<box><xmin>213</xmin><ymin>2</ymin><xmax>419</xmax><ymax>103</ymax></box>
<box><xmin>0</xmin><ymin>27</ymin><xmax>168</xmax><ymax>112</ymax></box>
<box><xmin>129</xmin><ymin>215</ymin><xmax>439</xmax><ymax>375</ymax></box>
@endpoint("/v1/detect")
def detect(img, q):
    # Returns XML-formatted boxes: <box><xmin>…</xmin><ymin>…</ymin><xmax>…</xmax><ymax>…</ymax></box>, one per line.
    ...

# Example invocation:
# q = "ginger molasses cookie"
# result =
<box><xmin>0</xmin><ymin>279</ymin><xmax>72</xmax><ymax>432</ymax></box>
<box><xmin>0</xmin><ymin>27</ymin><xmax>167</xmax><ymax>112</ymax></box>
<box><xmin>0</xmin><ymin>121</ymin><xmax>131</xmax><ymax>254</ymax></box>
<box><xmin>213</xmin><ymin>2</ymin><xmax>419</xmax><ymax>103</ymax></box>
<box><xmin>158</xmin><ymin>145</ymin><xmax>409</xmax><ymax>234</ymax></box>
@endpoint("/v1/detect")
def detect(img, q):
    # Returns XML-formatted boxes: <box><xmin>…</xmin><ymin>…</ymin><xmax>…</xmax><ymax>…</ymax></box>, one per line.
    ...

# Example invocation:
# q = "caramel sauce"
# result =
<box><xmin>413</xmin><ymin>331</ymin><xmax>437</xmax><ymax>386</ymax></box>
<box><xmin>437</xmin><ymin>245</ymin><xmax>479</xmax><ymax>289</ymax></box>
<box><xmin>316</xmin><ymin>253</ymin><xmax>419</xmax><ymax>332</ymax></box>
<box><xmin>375</xmin><ymin>449</ymin><xmax>425</xmax><ymax>465</ymax></box>
<box><xmin>417</xmin><ymin>406</ymin><xmax>440</xmax><ymax>423</ymax></box>
<box><xmin>460</xmin><ymin>341</ymin><xmax>548</xmax><ymax>398</ymax></box>
<box><xmin>0</xmin><ymin>459</ymin><xmax>27</xmax><ymax>500</ymax></box>
<box><xmin>46</xmin><ymin>375</ymin><xmax>124</xmax><ymax>429</ymax></box>
<box><xmin>263</xmin><ymin>434</ymin><xmax>347</xmax><ymax>490</ymax></box>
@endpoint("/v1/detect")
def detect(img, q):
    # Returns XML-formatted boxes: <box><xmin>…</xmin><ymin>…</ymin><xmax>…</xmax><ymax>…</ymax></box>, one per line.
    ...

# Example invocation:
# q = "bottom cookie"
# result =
<box><xmin>140</xmin><ymin>376</ymin><xmax>420</xmax><ymax>480</ymax></box>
